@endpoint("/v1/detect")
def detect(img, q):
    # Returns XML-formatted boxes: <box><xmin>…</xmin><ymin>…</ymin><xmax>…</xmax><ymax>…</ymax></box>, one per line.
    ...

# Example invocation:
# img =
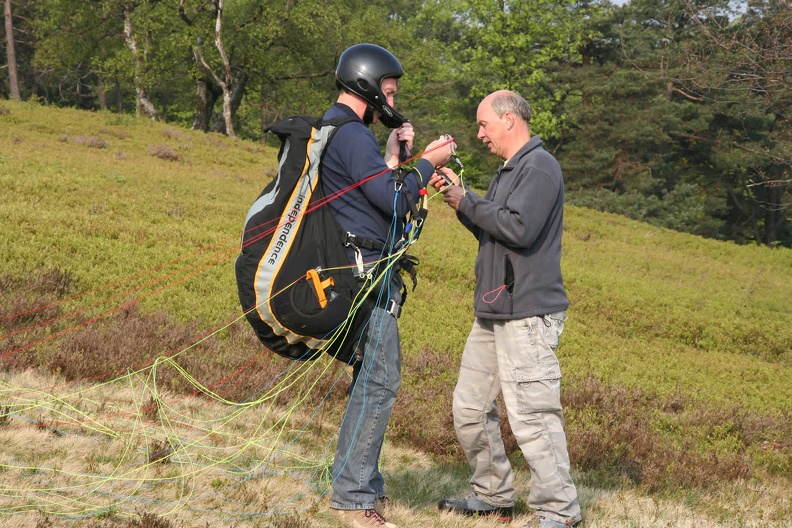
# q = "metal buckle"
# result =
<box><xmin>386</xmin><ymin>299</ymin><xmax>402</xmax><ymax>319</ymax></box>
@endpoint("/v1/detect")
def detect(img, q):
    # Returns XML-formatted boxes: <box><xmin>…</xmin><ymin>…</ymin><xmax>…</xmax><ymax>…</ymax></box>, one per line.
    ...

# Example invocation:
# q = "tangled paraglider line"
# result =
<box><xmin>0</xmin><ymin>138</ymin><xmax>460</xmax><ymax>525</ymax></box>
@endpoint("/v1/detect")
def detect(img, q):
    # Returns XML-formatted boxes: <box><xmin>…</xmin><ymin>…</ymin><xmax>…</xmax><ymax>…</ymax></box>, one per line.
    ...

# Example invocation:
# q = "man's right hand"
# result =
<box><xmin>422</xmin><ymin>136</ymin><xmax>457</xmax><ymax>169</ymax></box>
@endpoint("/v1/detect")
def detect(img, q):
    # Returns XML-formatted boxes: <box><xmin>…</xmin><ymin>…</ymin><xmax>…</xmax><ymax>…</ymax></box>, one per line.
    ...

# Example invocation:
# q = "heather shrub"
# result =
<box><xmin>562</xmin><ymin>376</ymin><xmax>788</xmax><ymax>491</ymax></box>
<box><xmin>2</xmin><ymin>205</ymin><xmax>789</xmax><ymax>496</ymax></box>
<box><xmin>148</xmin><ymin>144</ymin><xmax>180</xmax><ymax>161</ymax></box>
<box><xmin>0</xmin><ymin>268</ymin><xmax>351</xmax><ymax>411</ymax></box>
<box><xmin>0</xmin><ymin>268</ymin><xmax>73</xmax><ymax>327</ymax></box>
<box><xmin>61</xmin><ymin>134</ymin><xmax>108</xmax><ymax>148</ymax></box>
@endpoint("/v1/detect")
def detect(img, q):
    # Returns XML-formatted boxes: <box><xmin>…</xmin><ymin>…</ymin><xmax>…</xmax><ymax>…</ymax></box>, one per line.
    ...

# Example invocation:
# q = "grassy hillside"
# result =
<box><xmin>0</xmin><ymin>100</ymin><xmax>790</xmax><ymax>527</ymax></box>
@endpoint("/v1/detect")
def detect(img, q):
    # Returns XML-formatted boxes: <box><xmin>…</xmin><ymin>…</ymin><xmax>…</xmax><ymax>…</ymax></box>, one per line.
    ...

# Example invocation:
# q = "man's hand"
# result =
<box><xmin>441</xmin><ymin>184</ymin><xmax>465</xmax><ymax>210</ymax></box>
<box><xmin>429</xmin><ymin>168</ymin><xmax>464</xmax><ymax>210</ymax></box>
<box><xmin>384</xmin><ymin>123</ymin><xmax>415</xmax><ymax>167</ymax></box>
<box><xmin>429</xmin><ymin>168</ymin><xmax>459</xmax><ymax>190</ymax></box>
<box><xmin>421</xmin><ymin>135</ymin><xmax>457</xmax><ymax>169</ymax></box>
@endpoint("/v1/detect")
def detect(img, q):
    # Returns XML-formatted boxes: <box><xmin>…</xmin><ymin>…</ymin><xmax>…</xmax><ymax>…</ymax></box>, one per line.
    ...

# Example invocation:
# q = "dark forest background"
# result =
<box><xmin>3</xmin><ymin>0</ymin><xmax>790</xmax><ymax>247</ymax></box>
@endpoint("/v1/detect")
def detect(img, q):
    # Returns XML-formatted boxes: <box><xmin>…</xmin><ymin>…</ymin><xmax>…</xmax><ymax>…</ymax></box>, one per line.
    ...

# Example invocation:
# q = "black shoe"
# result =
<box><xmin>438</xmin><ymin>491</ymin><xmax>513</xmax><ymax>522</ymax></box>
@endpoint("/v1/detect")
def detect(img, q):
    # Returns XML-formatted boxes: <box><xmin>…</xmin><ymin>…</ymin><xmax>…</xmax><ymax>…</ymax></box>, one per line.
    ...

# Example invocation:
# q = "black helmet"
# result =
<box><xmin>336</xmin><ymin>43</ymin><xmax>406</xmax><ymax>128</ymax></box>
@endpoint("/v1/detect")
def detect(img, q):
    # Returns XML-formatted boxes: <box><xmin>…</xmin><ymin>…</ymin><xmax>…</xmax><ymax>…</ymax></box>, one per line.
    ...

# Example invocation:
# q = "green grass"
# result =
<box><xmin>559</xmin><ymin>209</ymin><xmax>791</xmax><ymax>412</ymax></box>
<box><xmin>0</xmin><ymin>100</ymin><xmax>791</xmax><ymax>527</ymax></box>
<box><xmin>1</xmin><ymin>102</ymin><xmax>266</xmax><ymax>326</ymax></box>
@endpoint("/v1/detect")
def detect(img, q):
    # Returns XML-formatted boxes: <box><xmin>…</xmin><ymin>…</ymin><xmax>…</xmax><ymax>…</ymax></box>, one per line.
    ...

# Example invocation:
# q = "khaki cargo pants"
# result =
<box><xmin>452</xmin><ymin>313</ymin><xmax>581</xmax><ymax>523</ymax></box>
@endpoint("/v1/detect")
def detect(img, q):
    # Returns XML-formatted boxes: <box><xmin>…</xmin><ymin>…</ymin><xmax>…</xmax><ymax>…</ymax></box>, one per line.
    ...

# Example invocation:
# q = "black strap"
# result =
<box><xmin>344</xmin><ymin>232</ymin><xmax>385</xmax><ymax>252</ymax></box>
<box><xmin>395</xmin><ymin>254</ymin><xmax>419</xmax><ymax>292</ymax></box>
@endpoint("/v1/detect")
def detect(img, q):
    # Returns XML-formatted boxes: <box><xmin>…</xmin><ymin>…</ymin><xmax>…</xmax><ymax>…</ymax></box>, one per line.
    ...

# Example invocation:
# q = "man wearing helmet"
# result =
<box><xmin>322</xmin><ymin>43</ymin><xmax>455</xmax><ymax>528</ymax></box>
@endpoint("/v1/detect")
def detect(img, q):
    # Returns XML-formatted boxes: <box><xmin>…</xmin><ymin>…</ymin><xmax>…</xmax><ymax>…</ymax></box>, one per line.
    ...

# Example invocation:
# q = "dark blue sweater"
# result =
<box><xmin>321</xmin><ymin>103</ymin><xmax>435</xmax><ymax>264</ymax></box>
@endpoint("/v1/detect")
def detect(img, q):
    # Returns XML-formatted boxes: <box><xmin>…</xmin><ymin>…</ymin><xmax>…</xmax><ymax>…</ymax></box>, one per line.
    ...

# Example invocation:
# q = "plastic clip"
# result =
<box><xmin>306</xmin><ymin>268</ymin><xmax>335</xmax><ymax>308</ymax></box>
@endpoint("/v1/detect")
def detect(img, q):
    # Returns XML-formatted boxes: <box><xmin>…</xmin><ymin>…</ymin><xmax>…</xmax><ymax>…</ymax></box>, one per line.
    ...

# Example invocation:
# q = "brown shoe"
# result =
<box><xmin>337</xmin><ymin>508</ymin><xmax>399</xmax><ymax>528</ymax></box>
<box><xmin>520</xmin><ymin>514</ymin><xmax>583</xmax><ymax>527</ymax></box>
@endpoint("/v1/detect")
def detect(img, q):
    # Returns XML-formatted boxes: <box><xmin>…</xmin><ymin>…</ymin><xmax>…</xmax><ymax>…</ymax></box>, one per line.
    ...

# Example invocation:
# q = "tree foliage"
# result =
<box><xmin>546</xmin><ymin>0</ymin><xmax>790</xmax><ymax>245</ymax></box>
<box><xmin>677</xmin><ymin>0</ymin><xmax>792</xmax><ymax>245</ymax></box>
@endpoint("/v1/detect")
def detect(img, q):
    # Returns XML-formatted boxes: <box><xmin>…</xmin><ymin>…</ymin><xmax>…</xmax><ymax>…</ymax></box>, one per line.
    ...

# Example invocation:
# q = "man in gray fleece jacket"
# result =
<box><xmin>430</xmin><ymin>90</ymin><xmax>582</xmax><ymax>528</ymax></box>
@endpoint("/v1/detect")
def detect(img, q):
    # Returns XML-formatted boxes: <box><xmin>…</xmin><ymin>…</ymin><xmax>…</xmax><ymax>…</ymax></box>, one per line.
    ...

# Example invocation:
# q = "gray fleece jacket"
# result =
<box><xmin>456</xmin><ymin>136</ymin><xmax>569</xmax><ymax>320</ymax></box>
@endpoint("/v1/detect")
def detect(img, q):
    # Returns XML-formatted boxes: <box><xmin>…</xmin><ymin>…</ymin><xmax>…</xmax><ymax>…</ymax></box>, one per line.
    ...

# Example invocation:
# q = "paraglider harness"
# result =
<box><xmin>234</xmin><ymin>114</ymin><xmax>427</xmax><ymax>365</ymax></box>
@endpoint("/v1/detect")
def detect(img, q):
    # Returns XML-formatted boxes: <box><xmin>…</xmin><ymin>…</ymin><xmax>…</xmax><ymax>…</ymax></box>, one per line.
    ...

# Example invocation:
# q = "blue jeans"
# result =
<box><xmin>330</xmin><ymin>283</ymin><xmax>402</xmax><ymax>510</ymax></box>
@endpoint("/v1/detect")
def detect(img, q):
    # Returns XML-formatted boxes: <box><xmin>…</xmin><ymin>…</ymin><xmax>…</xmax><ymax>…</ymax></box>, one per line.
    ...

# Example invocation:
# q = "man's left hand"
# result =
<box><xmin>441</xmin><ymin>184</ymin><xmax>465</xmax><ymax>210</ymax></box>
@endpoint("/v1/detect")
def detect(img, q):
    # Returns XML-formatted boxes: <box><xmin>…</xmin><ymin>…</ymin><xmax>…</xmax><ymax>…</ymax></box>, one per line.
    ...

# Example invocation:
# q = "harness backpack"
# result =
<box><xmin>235</xmin><ymin>115</ymin><xmax>372</xmax><ymax>364</ymax></box>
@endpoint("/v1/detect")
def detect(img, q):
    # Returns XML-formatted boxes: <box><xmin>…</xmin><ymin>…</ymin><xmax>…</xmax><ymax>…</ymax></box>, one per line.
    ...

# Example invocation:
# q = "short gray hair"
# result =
<box><xmin>491</xmin><ymin>91</ymin><xmax>531</xmax><ymax>124</ymax></box>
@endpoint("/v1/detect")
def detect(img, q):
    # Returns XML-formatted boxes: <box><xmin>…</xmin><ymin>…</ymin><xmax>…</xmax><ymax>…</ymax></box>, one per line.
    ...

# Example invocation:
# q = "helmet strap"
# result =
<box><xmin>363</xmin><ymin>105</ymin><xmax>375</xmax><ymax>125</ymax></box>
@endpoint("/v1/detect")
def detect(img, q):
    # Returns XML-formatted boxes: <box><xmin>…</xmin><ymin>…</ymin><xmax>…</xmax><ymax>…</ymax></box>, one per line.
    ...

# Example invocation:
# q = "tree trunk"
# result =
<box><xmin>115</xmin><ymin>75</ymin><xmax>123</xmax><ymax>113</ymax></box>
<box><xmin>210</xmin><ymin>70</ymin><xmax>246</xmax><ymax>134</ymax></box>
<box><xmin>191</xmin><ymin>78</ymin><xmax>222</xmax><ymax>131</ymax></box>
<box><xmin>192</xmin><ymin>0</ymin><xmax>236</xmax><ymax>137</ymax></box>
<box><xmin>764</xmin><ymin>180</ymin><xmax>781</xmax><ymax>246</ymax></box>
<box><xmin>4</xmin><ymin>0</ymin><xmax>21</xmax><ymax>100</ymax></box>
<box><xmin>220</xmin><ymin>90</ymin><xmax>234</xmax><ymax>136</ymax></box>
<box><xmin>213</xmin><ymin>0</ymin><xmax>234</xmax><ymax>137</ymax></box>
<box><xmin>123</xmin><ymin>5</ymin><xmax>159</xmax><ymax>120</ymax></box>
<box><xmin>97</xmin><ymin>80</ymin><xmax>108</xmax><ymax>111</ymax></box>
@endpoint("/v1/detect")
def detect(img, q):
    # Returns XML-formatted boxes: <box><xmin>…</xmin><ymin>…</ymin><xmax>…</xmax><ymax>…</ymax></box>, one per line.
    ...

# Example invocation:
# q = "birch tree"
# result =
<box><xmin>122</xmin><ymin>2</ymin><xmax>159</xmax><ymax>119</ymax></box>
<box><xmin>189</xmin><ymin>0</ymin><xmax>236</xmax><ymax>136</ymax></box>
